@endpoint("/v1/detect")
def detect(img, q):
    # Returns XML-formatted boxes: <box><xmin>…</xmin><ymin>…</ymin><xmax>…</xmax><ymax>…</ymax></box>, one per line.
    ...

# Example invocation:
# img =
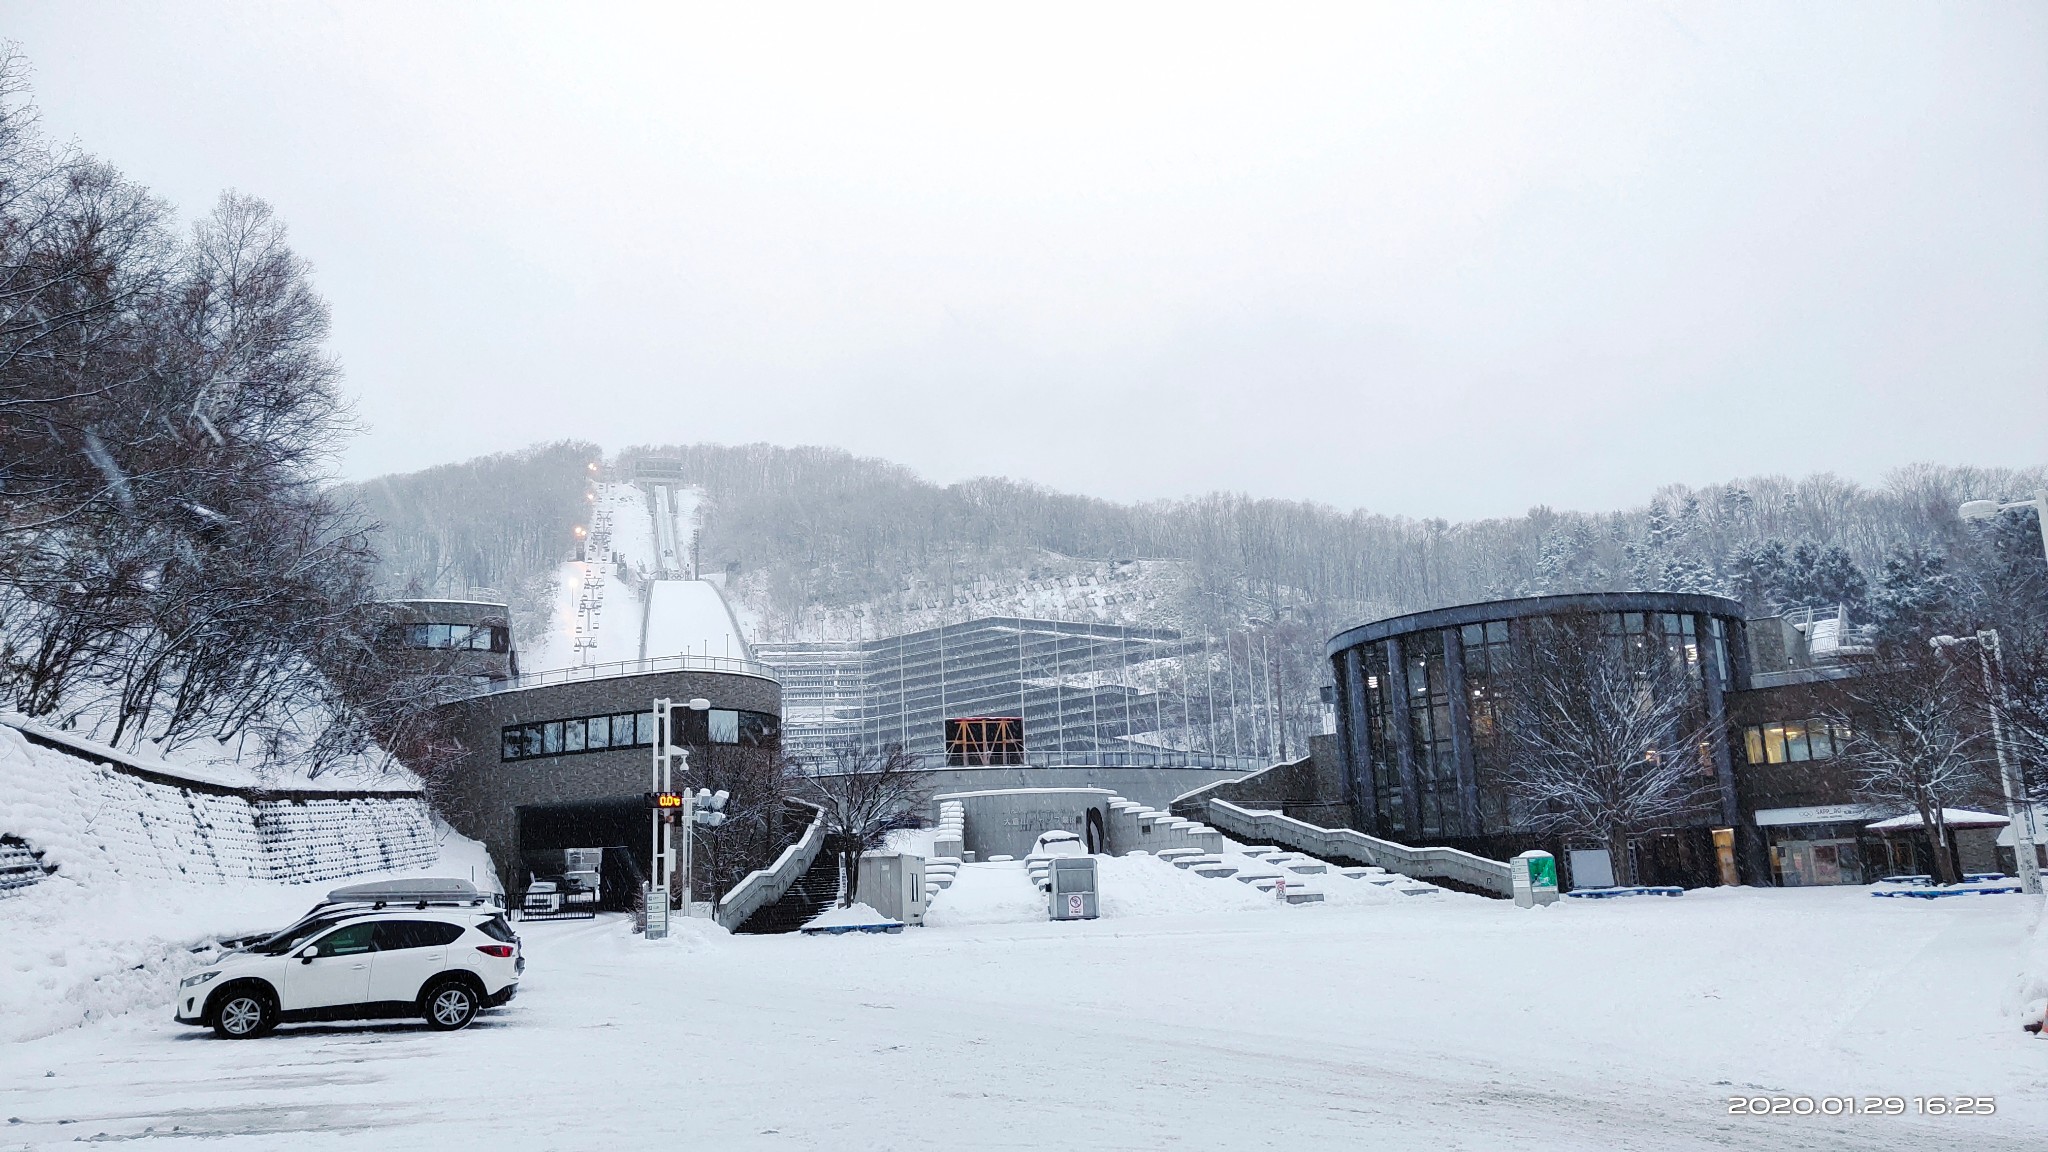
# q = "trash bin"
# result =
<box><xmin>1513</xmin><ymin>850</ymin><xmax>1559</xmax><ymax>908</ymax></box>
<box><xmin>1048</xmin><ymin>856</ymin><xmax>1098</xmax><ymax>920</ymax></box>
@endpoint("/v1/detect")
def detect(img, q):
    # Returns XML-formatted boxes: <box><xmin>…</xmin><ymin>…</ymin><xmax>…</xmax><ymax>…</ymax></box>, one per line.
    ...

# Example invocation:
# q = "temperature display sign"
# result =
<box><xmin>646</xmin><ymin>791</ymin><xmax>685</xmax><ymax>809</ymax></box>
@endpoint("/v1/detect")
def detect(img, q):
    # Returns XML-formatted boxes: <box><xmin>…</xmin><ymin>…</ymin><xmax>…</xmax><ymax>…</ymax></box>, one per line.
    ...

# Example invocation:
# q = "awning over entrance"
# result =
<box><xmin>1865</xmin><ymin>808</ymin><xmax>2008</xmax><ymax>832</ymax></box>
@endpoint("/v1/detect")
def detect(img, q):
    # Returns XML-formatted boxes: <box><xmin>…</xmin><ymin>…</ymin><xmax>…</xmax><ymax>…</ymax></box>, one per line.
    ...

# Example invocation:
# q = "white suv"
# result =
<box><xmin>175</xmin><ymin>891</ymin><xmax>522</xmax><ymax>1039</ymax></box>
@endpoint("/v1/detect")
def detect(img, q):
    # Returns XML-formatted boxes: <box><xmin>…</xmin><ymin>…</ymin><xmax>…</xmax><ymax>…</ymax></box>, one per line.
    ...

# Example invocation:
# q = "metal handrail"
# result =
<box><xmin>483</xmin><ymin>653</ymin><xmax>780</xmax><ymax>693</ymax></box>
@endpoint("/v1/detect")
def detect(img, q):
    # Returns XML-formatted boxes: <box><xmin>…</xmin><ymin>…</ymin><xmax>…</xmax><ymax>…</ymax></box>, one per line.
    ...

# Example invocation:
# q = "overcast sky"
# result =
<box><xmin>8</xmin><ymin>3</ymin><xmax>2044</xmax><ymax>519</ymax></box>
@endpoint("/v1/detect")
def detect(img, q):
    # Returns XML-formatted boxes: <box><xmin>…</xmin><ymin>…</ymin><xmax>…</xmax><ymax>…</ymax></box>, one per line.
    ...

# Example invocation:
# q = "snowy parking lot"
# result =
<box><xmin>5</xmin><ymin>878</ymin><xmax>2048</xmax><ymax>1151</ymax></box>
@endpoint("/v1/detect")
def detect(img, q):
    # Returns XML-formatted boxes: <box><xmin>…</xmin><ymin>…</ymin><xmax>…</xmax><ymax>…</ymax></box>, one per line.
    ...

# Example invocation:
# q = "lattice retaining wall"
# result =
<box><xmin>0</xmin><ymin>717</ymin><xmax>437</xmax><ymax>889</ymax></box>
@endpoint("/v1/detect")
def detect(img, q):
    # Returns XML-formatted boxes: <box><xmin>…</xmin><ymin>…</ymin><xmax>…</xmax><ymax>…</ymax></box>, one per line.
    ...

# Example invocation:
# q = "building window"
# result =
<box><xmin>1404</xmin><ymin>630</ymin><xmax>1455</xmax><ymax>838</ymax></box>
<box><xmin>709</xmin><ymin>709</ymin><xmax>739</xmax><ymax>744</ymax></box>
<box><xmin>1741</xmin><ymin>719</ymin><xmax>1849</xmax><ymax>765</ymax></box>
<box><xmin>396</xmin><ymin>622</ymin><xmax>509</xmax><ymax>652</ymax></box>
<box><xmin>673</xmin><ymin>706</ymin><xmax>779</xmax><ymax>747</ymax></box>
<box><xmin>1359</xmin><ymin>642</ymin><xmax>1402</xmax><ymax>835</ymax></box>
<box><xmin>501</xmin><ymin>709</ymin><xmax>659</xmax><ymax>762</ymax></box>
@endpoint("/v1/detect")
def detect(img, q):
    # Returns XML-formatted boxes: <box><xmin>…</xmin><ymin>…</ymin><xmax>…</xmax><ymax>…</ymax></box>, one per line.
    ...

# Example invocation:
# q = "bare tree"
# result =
<box><xmin>800</xmin><ymin>744</ymin><xmax>933</xmax><ymax>907</ymax></box>
<box><xmin>0</xmin><ymin>48</ymin><xmax>390</xmax><ymax>778</ymax></box>
<box><xmin>1825</xmin><ymin>647</ymin><xmax>1999</xmax><ymax>885</ymax></box>
<box><xmin>1493</xmin><ymin>615</ymin><xmax>1718</xmax><ymax>887</ymax></box>
<box><xmin>686</xmin><ymin>744</ymin><xmax>798</xmax><ymax>915</ymax></box>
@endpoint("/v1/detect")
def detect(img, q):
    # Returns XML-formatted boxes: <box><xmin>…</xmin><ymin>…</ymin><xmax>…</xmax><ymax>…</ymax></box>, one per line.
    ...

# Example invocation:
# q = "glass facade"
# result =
<box><xmin>1358</xmin><ymin>642</ymin><xmax>1402</xmax><ymax>836</ymax></box>
<box><xmin>1600</xmin><ymin>611</ymin><xmax>1701</xmax><ymax>675</ymax></box>
<box><xmin>502</xmin><ymin>710</ymin><xmax>653</xmax><ymax>762</ymax></box>
<box><xmin>499</xmin><ymin>707</ymin><xmax>778</xmax><ymax>763</ymax></box>
<box><xmin>1334</xmin><ymin>596</ymin><xmax>1744</xmax><ymax>850</ymax></box>
<box><xmin>1403</xmin><ymin>630</ymin><xmax>1458</xmax><ymax>838</ymax></box>
<box><xmin>1459</xmin><ymin>620</ymin><xmax>1512</xmax><ymax>829</ymax></box>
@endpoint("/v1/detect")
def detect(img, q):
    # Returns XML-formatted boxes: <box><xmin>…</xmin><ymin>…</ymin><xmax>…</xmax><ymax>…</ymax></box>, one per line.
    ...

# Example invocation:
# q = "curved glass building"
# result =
<box><xmin>1326</xmin><ymin>592</ymin><xmax>1754</xmax><ymax>886</ymax></box>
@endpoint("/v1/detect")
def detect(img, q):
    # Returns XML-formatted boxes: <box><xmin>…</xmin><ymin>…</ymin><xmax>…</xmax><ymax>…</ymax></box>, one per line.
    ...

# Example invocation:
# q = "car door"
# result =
<box><xmin>368</xmin><ymin>920</ymin><xmax>459</xmax><ymax>1005</ymax></box>
<box><xmin>281</xmin><ymin>922</ymin><xmax>377</xmax><ymax>1010</ymax></box>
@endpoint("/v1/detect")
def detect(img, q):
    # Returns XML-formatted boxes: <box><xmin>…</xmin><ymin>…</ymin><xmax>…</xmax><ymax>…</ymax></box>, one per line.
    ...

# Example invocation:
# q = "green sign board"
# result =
<box><xmin>1525</xmin><ymin>855</ymin><xmax>1557</xmax><ymax>889</ymax></box>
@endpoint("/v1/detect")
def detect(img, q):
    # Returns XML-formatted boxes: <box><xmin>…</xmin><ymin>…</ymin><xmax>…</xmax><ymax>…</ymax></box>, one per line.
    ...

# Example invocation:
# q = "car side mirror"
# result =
<box><xmin>298</xmin><ymin>946</ymin><xmax>319</xmax><ymax>964</ymax></box>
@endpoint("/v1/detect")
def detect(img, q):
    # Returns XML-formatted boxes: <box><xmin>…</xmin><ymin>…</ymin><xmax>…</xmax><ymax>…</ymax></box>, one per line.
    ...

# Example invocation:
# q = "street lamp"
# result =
<box><xmin>1959</xmin><ymin>491</ymin><xmax>2048</xmax><ymax>565</ymax></box>
<box><xmin>1931</xmin><ymin>631</ymin><xmax>2041</xmax><ymax>895</ymax></box>
<box><xmin>645</xmin><ymin>696</ymin><xmax>713</xmax><ymax>939</ymax></box>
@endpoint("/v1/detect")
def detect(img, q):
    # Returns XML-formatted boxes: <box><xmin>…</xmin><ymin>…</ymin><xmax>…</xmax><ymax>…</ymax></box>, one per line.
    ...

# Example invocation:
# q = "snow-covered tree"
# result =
<box><xmin>1492</xmin><ymin>615</ymin><xmax>1718</xmax><ymax>887</ymax></box>
<box><xmin>1868</xmin><ymin>546</ymin><xmax>1960</xmax><ymax>641</ymax></box>
<box><xmin>1784</xmin><ymin>542</ymin><xmax>1869</xmax><ymax>613</ymax></box>
<box><xmin>1824</xmin><ymin>648</ymin><xmax>1997</xmax><ymax>885</ymax></box>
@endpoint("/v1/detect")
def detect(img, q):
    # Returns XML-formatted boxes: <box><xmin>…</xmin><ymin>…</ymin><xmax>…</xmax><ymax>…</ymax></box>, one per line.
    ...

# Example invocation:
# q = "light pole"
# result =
<box><xmin>1959</xmin><ymin>490</ymin><xmax>2048</xmax><ymax>565</ymax></box>
<box><xmin>1932</xmin><ymin>631</ymin><xmax>2041</xmax><ymax>895</ymax></box>
<box><xmin>646</xmin><ymin>696</ymin><xmax>712</xmax><ymax>939</ymax></box>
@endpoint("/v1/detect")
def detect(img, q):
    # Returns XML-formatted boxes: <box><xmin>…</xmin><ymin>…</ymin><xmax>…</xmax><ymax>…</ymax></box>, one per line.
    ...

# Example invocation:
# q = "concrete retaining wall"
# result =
<box><xmin>1170</xmin><ymin>736</ymin><xmax>1349</xmax><ymax>828</ymax></box>
<box><xmin>902</xmin><ymin>764</ymin><xmax>1248</xmax><ymax>811</ymax></box>
<box><xmin>934</xmin><ymin>788</ymin><xmax>1229</xmax><ymax>861</ymax></box>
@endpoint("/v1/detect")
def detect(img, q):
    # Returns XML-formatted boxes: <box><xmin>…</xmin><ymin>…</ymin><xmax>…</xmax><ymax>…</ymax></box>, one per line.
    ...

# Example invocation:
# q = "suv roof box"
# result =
<box><xmin>323</xmin><ymin>878</ymin><xmax>488</xmax><ymax>908</ymax></box>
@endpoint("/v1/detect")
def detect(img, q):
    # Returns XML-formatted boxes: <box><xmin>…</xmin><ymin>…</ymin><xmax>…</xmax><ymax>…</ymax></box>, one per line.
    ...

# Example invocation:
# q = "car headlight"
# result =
<box><xmin>179</xmin><ymin>971</ymin><xmax>221</xmax><ymax>989</ymax></box>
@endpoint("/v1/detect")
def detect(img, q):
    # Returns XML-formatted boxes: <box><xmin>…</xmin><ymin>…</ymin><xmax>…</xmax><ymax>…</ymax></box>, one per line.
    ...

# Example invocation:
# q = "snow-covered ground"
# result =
<box><xmin>5</xmin><ymin>879</ymin><xmax>2046</xmax><ymax>1150</ymax></box>
<box><xmin>644</xmin><ymin>578</ymin><xmax>751</xmax><ymax>661</ymax></box>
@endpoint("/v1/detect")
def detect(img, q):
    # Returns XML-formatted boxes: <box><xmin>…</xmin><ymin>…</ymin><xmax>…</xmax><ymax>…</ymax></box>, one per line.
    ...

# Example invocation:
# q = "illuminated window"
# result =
<box><xmin>1741</xmin><ymin>719</ymin><xmax>1847</xmax><ymax>766</ymax></box>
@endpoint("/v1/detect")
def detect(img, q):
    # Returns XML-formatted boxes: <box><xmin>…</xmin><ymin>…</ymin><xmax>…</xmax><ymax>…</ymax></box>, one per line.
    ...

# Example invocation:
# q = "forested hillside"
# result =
<box><xmin>341</xmin><ymin>441</ymin><xmax>2045</xmax><ymax>714</ymax></box>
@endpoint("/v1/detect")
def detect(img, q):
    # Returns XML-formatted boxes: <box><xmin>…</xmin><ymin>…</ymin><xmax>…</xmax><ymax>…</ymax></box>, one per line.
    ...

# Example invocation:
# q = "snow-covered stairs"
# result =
<box><xmin>0</xmin><ymin>836</ymin><xmax>54</xmax><ymax>895</ymax></box>
<box><xmin>734</xmin><ymin>844</ymin><xmax>841</xmax><ymax>934</ymax></box>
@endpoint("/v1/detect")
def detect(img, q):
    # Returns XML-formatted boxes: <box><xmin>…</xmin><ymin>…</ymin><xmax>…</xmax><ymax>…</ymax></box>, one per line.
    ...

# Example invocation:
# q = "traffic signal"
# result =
<box><xmin>692</xmin><ymin>788</ymin><xmax>730</xmax><ymax>826</ymax></box>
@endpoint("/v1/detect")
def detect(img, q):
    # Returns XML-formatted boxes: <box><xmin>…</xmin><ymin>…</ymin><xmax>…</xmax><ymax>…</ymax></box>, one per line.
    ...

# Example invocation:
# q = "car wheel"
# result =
<box><xmin>421</xmin><ymin>979</ymin><xmax>479</xmax><ymax>1031</ymax></box>
<box><xmin>210</xmin><ymin>987</ymin><xmax>275</xmax><ymax>1039</ymax></box>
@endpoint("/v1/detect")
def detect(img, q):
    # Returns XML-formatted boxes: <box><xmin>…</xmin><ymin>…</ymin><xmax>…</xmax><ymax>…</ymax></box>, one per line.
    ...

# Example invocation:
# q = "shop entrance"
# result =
<box><xmin>1773</xmin><ymin>838</ymin><xmax>1864</xmax><ymax>886</ymax></box>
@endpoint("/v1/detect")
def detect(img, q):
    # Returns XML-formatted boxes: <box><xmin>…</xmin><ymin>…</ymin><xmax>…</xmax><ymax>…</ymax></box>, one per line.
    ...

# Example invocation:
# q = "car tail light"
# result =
<box><xmin>476</xmin><ymin>944</ymin><xmax>515</xmax><ymax>958</ymax></box>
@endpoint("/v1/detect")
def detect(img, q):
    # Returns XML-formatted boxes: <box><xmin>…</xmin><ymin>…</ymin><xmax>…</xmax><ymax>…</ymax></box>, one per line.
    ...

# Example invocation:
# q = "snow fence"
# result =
<box><xmin>0</xmin><ymin>715</ymin><xmax>438</xmax><ymax>888</ymax></box>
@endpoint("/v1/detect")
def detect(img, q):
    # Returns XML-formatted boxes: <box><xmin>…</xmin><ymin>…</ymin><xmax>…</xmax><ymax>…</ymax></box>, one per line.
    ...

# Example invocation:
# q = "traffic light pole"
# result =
<box><xmin>645</xmin><ymin>697</ymin><xmax>723</xmax><ymax>936</ymax></box>
<box><xmin>648</xmin><ymin>698</ymin><xmax>674</xmax><ymax>937</ymax></box>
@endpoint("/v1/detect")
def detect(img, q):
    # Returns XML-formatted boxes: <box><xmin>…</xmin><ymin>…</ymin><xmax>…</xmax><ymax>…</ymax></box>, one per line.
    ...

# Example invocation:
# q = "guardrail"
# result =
<box><xmin>484</xmin><ymin>653</ymin><xmax>780</xmax><ymax>693</ymax></box>
<box><xmin>1204</xmin><ymin>799</ymin><xmax>1514</xmax><ymax>898</ymax></box>
<box><xmin>715</xmin><ymin>799</ymin><xmax>827</xmax><ymax>931</ymax></box>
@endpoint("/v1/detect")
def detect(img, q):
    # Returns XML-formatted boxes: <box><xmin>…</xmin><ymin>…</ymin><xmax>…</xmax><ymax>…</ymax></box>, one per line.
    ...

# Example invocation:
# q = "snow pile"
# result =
<box><xmin>0</xmin><ymin>719</ymin><xmax>437</xmax><ymax>887</ymax></box>
<box><xmin>804</xmin><ymin>902</ymin><xmax>898</xmax><ymax>930</ymax></box>
<box><xmin>2012</xmin><ymin>900</ymin><xmax>2048</xmax><ymax>1027</ymax></box>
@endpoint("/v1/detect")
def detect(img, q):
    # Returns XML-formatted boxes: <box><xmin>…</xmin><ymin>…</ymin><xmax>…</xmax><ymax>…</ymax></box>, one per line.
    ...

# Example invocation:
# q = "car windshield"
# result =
<box><xmin>250</xmin><ymin>915</ymin><xmax>347</xmax><ymax>956</ymax></box>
